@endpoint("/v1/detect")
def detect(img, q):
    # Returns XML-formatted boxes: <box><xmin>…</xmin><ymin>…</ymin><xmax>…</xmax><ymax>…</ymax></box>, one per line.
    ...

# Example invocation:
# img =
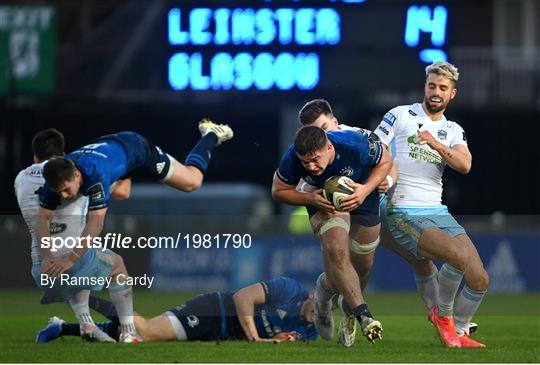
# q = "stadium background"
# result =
<box><xmin>0</xmin><ymin>0</ymin><xmax>539</xmax><ymax>362</ymax></box>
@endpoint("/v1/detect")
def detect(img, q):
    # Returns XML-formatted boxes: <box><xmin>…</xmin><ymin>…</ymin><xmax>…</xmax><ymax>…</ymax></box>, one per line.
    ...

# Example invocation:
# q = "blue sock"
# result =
<box><xmin>61</xmin><ymin>323</ymin><xmax>81</xmax><ymax>336</ymax></box>
<box><xmin>185</xmin><ymin>133</ymin><xmax>218</xmax><ymax>174</ymax></box>
<box><xmin>88</xmin><ymin>295</ymin><xmax>119</xmax><ymax>325</ymax></box>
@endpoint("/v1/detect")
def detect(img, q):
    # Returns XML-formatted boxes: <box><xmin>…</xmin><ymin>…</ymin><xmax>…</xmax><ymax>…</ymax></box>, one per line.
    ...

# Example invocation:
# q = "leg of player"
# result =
<box><xmin>380</xmin><ymin>226</ymin><xmax>440</xmax><ymax>311</ymax></box>
<box><xmin>134</xmin><ymin>314</ymin><xmax>182</xmax><ymax>342</ymax></box>
<box><xmin>418</xmin><ymin>227</ymin><xmax>469</xmax><ymax>348</ymax></box>
<box><xmin>69</xmin><ymin>289</ymin><xmax>116</xmax><ymax>343</ymax></box>
<box><xmin>108</xmin><ymin>252</ymin><xmax>141</xmax><ymax>343</ymax></box>
<box><xmin>162</xmin><ymin>119</ymin><xmax>233</xmax><ymax>192</ymax></box>
<box><xmin>339</xmin><ymin>222</ymin><xmax>382</xmax><ymax>346</ymax></box>
<box><xmin>35</xmin><ymin>316</ymin><xmax>118</xmax><ymax>343</ymax></box>
<box><xmin>317</xmin><ymin>216</ymin><xmax>381</xmax><ymax>344</ymax></box>
<box><xmin>453</xmin><ymin>234</ymin><xmax>489</xmax><ymax>348</ymax></box>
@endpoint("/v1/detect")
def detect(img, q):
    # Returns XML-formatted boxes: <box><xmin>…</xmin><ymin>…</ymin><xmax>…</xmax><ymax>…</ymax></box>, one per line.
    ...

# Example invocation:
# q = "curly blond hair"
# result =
<box><xmin>425</xmin><ymin>61</ymin><xmax>459</xmax><ymax>84</ymax></box>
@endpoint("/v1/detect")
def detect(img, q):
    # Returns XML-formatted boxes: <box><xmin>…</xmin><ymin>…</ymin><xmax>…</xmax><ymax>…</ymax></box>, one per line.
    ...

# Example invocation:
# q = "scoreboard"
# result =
<box><xmin>164</xmin><ymin>0</ymin><xmax>459</xmax><ymax>92</ymax></box>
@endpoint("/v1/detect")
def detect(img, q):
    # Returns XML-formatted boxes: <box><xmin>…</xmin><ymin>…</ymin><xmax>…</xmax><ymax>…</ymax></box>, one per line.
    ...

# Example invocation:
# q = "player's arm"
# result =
<box><xmin>110</xmin><ymin>178</ymin><xmax>131</xmax><ymax>200</ymax></box>
<box><xmin>233</xmin><ymin>282</ymin><xmax>273</xmax><ymax>342</ymax></box>
<box><xmin>272</xmin><ymin>173</ymin><xmax>335</xmax><ymax>213</ymax></box>
<box><xmin>416</xmin><ymin>131</ymin><xmax>472</xmax><ymax>174</ymax></box>
<box><xmin>36</xmin><ymin>207</ymin><xmax>55</xmax><ymax>260</ymax></box>
<box><xmin>341</xmin><ymin>145</ymin><xmax>393</xmax><ymax>211</ymax></box>
<box><xmin>377</xmin><ymin>159</ymin><xmax>398</xmax><ymax>193</ymax></box>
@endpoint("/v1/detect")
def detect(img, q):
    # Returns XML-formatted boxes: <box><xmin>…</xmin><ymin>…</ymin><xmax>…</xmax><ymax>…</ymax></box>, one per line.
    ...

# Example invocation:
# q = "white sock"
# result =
<box><xmin>109</xmin><ymin>280</ymin><xmax>136</xmax><ymax>334</ymax></box>
<box><xmin>69</xmin><ymin>290</ymin><xmax>94</xmax><ymax>326</ymax></box>
<box><xmin>454</xmin><ymin>285</ymin><xmax>486</xmax><ymax>336</ymax></box>
<box><xmin>414</xmin><ymin>266</ymin><xmax>439</xmax><ymax>310</ymax></box>
<box><xmin>437</xmin><ymin>264</ymin><xmax>464</xmax><ymax>317</ymax></box>
<box><xmin>316</xmin><ymin>273</ymin><xmax>337</xmax><ymax>309</ymax></box>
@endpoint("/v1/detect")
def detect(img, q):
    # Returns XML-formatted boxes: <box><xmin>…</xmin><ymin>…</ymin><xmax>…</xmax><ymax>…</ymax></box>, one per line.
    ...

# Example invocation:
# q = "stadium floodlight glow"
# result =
<box><xmin>168</xmin><ymin>52</ymin><xmax>320</xmax><ymax>90</ymax></box>
<box><xmin>419</xmin><ymin>49</ymin><xmax>448</xmax><ymax>63</ymax></box>
<box><xmin>404</xmin><ymin>5</ymin><xmax>448</xmax><ymax>48</ymax></box>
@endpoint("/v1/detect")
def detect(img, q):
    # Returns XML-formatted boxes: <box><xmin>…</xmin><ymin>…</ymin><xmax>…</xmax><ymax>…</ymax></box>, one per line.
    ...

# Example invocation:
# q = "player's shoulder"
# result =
<box><xmin>14</xmin><ymin>162</ymin><xmax>46</xmax><ymax>186</ymax></box>
<box><xmin>383</xmin><ymin>104</ymin><xmax>418</xmax><ymax>122</ymax></box>
<box><xmin>338</xmin><ymin>124</ymin><xmax>371</xmax><ymax>136</ymax></box>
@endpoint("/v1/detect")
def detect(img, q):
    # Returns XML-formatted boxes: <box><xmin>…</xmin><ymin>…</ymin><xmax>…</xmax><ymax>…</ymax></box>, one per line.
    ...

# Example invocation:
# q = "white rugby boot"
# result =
<box><xmin>337</xmin><ymin>295</ymin><xmax>356</xmax><ymax>347</ymax></box>
<box><xmin>199</xmin><ymin>118</ymin><xmax>234</xmax><ymax>146</ymax></box>
<box><xmin>80</xmin><ymin>322</ymin><xmax>117</xmax><ymax>343</ymax></box>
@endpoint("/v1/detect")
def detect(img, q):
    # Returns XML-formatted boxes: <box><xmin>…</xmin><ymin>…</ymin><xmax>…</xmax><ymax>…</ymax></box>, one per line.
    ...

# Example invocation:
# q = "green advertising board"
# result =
<box><xmin>0</xmin><ymin>6</ymin><xmax>55</xmax><ymax>95</ymax></box>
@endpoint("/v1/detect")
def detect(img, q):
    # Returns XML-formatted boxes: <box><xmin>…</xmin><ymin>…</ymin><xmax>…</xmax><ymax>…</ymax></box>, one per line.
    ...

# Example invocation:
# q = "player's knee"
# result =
<box><xmin>470</xmin><ymin>270</ymin><xmax>490</xmax><ymax>291</ymax></box>
<box><xmin>326</xmin><ymin>245</ymin><xmax>350</xmax><ymax>267</ymax></box>
<box><xmin>111</xmin><ymin>252</ymin><xmax>127</xmax><ymax>273</ymax></box>
<box><xmin>412</xmin><ymin>260</ymin><xmax>434</xmax><ymax>276</ymax></box>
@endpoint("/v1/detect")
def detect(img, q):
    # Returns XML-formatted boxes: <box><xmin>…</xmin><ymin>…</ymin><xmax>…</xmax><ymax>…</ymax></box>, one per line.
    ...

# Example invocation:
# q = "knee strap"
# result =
<box><xmin>316</xmin><ymin>217</ymin><xmax>350</xmax><ymax>238</ymax></box>
<box><xmin>349</xmin><ymin>237</ymin><xmax>380</xmax><ymax>255</ymax></box>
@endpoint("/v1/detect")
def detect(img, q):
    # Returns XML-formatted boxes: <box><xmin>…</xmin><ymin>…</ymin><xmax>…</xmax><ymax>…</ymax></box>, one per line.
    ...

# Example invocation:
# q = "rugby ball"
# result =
<box><xmin>323</xmin><ymin>176</ymin><xmax>354</xmax><ymax>212</ymax></box>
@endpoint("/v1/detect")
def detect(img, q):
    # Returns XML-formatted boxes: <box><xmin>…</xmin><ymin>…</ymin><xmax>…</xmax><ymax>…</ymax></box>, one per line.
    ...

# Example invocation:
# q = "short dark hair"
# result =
<box><xmin>298</xmin><ymin>99</ymin><xmax>333</xmax><ymax>125</ymax></box>
<box><xmin>294</xmin><ymin>126</ymin><xmax>328</xmax><ymax>156</ymax></box>
<box><xmin>43</xmin><ymin>157</ymin><xmax>76</xmax><ymax>190</ymax></box>
<box><xmin>32</xmin><ymin>128</ymin><xmax>65</xmax><ymax>161</ymax></box>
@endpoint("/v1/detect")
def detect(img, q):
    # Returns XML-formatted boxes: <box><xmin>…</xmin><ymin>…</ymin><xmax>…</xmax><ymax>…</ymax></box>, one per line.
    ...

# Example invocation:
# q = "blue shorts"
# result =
<box><xmin>32</xmin><ymin>248</ymin><xmax>114</xmax><ymax>300</ymax></box>
<box><xmin>96</xmin><ymin>132</ymin><xmax>172</xmax><ymax>180</ymax></box>
<box><xmin>307</xmin><ymin>190</ymin><xmax>380</xmax><ymax>227</ymax></box>
<box><xmin>386</xmin><ymin>206</ymin><xmax>466</xmax><ymax>259</ymax></box>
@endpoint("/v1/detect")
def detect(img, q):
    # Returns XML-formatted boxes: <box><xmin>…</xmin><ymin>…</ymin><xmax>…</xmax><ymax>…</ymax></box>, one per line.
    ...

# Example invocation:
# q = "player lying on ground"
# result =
<box><xmin>36</xmin><ymin>277</ymin><xmax>318</xmax><ymax>343</ymax></box>
<box><xmin>373</xmin><ymin>61</ymin><xmax>489</xmax><ymax>348</ymax></box>
<box><xmin>272</xmin><ymin>125</ymin><xmax>392</xmax><ymax>344</ymax></box>
<box><xmin>14</xmin><ymin>129</ymin><xmax>140</xmax><ymax>343</ymax></box>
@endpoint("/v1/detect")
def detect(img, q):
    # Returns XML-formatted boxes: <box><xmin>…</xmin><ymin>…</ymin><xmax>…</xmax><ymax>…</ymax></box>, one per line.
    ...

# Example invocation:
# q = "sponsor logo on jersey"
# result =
<box><xmin>49</xmin><ymin>222</ymin><xmax>67</xmax><ymax>235</ymax></box>
<box><xmin>408</xmin><ymin>109</ymin><xmax>417</xmax><ymax>116</ymax></box>
<box><xmin>87</xmin><ymin>182</ymin><xmax>105</xmax><ymax>202</ymax></box>
<box><xmin>277</xmin><ymin>309</ymin><xmax>287</xmax><ymax>320</ymax></box>
<box><xmin>339</xmin><ymin>167</ymin><xmax>354</xmax><ymax>177</ymax></box>
<box><xmin>187</xmin><ymin>315</ymin><xmax>200</xmax><ymax>328</ymax></box>
<box><xmin>382</xmin><ymin>112</ymin><xmax>397</xmax><ymax>126</ymax></box>
<box><xmin>156</xmin><ymin>162</ymin><xmax>165</xmax><ymax>174</ymax></box>
<box><xmin>377</xmin><ymin>125</ymin><xmax>390</xmax><ymax>135</ymax></box>
<box><xmin>437</xmin><ymin>130</ymin><xmax>447</xmax><ymax>140</ymax></box>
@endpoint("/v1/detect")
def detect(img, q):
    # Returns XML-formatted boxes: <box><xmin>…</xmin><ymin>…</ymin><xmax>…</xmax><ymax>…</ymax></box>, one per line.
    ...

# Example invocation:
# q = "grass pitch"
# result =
<box><xmin>1</xmin><ymin>290</ymin><xmax>539</xmax><ymax>363</ymax></box>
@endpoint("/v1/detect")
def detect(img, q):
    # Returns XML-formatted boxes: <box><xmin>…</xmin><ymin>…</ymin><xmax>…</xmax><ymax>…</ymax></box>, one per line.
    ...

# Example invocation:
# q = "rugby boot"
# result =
<box><xmin>429</xmin><ymin>306</ymin><xmax>461</xmax><ymax>348</ymax></box>
<box><xmin>35</xmin><ymin>316</ymin><xmax>65</xmax><ymax>343</ymax></box>
<box><xmin>458</xmin><ymin>334</ymin><xmax>486</xmax><ymax>348</ymax></box>
<box><xmin>81</xmin><ymin>322</ymin><xmax>117</xmax><ymax>343</ymax></box>
<box><xmin>199</xmin><ymin>119</ymin><xmax>234</xmax><ymax>146</ymax></box>
<box><xmin>337</xmin><ymin>295</ymin><xmax>356</xmax><ymax>347</ymax></box>
<box><xmin>360</xmin><ymin>315</ymin><xmax>383</xmax><ymax>343</ymax></box>
<box><xmin>119</xmin><ymin>331</ymin><xmax>143</xmax><ymax>343</ymax></box>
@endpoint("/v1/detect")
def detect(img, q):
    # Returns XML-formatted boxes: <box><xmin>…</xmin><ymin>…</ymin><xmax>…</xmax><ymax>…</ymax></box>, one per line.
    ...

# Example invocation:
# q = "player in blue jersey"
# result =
<box><xmin>297</xmin><ymin>99</ymin><xmax>446</xmax><ymax>347</ymax></box>
<box><xmin>272</xmin><ymin>125</ymin><xmax>392</xmax><ymax>344</ymax></box>
<box><xmin>36</xmin><ymin>277</ymin><xmax>318</xmax><ymax>343</ymax></box>
<box><xmin>35</xmin><ymin>120</ymin><xmax>233</xmax><ymax>343</ymax></box>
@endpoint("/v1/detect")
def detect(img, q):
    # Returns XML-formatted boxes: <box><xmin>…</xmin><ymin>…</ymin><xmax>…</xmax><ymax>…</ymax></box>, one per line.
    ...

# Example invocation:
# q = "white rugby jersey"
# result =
<box><xmin>374</xmin><ymin>103</ymin><xmax>468</xmax><ymax>208</ymax></box>
<box><xmin>14</xmin><ymin>161</ymin><xmax>88</xmax><ymax>264</ymax></box>
<box><xmin>339</xmin><ymin>123</ymin><xmax>370</xmax><ymax>136</ymax></box>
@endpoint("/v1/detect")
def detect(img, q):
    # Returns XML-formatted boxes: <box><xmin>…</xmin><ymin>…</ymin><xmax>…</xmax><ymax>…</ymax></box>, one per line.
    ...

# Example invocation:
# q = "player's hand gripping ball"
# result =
<box><xmin>323</xmin><ymin>176</ymin><xmax>354</xmax><ymax>212</ymax></box>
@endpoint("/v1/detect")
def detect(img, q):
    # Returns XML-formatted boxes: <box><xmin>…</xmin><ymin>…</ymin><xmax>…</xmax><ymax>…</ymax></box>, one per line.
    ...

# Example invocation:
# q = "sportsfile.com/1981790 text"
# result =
<box><xmin>40</xmin><ymin>233</ymin><xmax>252</xmax><ymax>252</ymax></box>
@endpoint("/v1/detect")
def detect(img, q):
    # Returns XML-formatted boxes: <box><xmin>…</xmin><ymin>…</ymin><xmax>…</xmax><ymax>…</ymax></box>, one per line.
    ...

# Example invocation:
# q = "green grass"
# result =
<box><xmin>1</xmin><ymin>290</ymin><xmax>539</xmax><ymax>363</ymax></box>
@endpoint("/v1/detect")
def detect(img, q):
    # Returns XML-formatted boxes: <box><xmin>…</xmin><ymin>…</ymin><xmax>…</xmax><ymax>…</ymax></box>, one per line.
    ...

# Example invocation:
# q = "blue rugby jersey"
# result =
<box><xmin>221</xmin><ymin>277</ymin><xmax>318</xmax><ymax>341</ymax></box>
<box><xmin>276</xmin><ymin>129</ymin><xmax>383</xmax><ymax>188</ymax></box>
<box><xmin>39</xmin><ymin>132</ymin><xmax>148</xmax><ymax>210</ymax></box>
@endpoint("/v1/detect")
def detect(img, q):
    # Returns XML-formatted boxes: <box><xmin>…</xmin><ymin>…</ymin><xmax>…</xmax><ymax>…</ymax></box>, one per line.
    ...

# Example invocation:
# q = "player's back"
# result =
<box><xmin>14</xmin><ymin>162</ymin><xmax>88</xmax><ymax>264</ymax></box>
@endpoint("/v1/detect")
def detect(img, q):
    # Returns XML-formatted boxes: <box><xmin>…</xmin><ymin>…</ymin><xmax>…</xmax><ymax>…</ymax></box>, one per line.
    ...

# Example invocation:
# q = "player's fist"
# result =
<box><xmin>310</xmin><ymin>189</ymin><xmax>336</xmax><ymax>214</ymax></box>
